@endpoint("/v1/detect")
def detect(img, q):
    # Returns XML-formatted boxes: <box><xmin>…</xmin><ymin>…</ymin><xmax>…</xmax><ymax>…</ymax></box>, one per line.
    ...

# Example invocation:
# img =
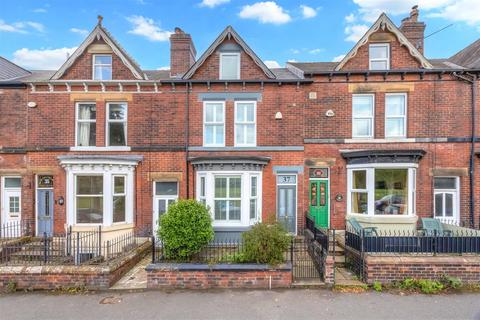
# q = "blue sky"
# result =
<box><xmin>0</xmin><ymin>0</ymin><xmax>479</xmax><ymax>70</ymax></box>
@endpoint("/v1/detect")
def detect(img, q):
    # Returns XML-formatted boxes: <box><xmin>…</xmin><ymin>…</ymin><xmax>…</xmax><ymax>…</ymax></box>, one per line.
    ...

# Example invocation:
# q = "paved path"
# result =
<box><xmin>110</xmin><ymin>255</ymin><xmax>150</xmax><ymax>290</ymax></box>
<box><xmin>1</xmin><ymin>289</ymin><xmax>480</xmax><ymax>320</ymax></box>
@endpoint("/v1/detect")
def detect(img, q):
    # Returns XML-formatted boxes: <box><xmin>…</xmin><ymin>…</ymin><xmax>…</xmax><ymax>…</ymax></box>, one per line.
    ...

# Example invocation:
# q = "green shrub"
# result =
<box><xmin>441</xmin><ymin>275</ymin><xmax>462</xmax><ymax>290</ymax></box>
<box><xmin>372</xmin><ymin>281</ymin><xmax>382</xmax><ymax>292</ymax></box>
<box><xmin>242</xmin><ymin>223</ymin><xmax>291</xmax><ymax>265</ymax></box>
<box><xmin>158</xmin><ymin>199</ymin><xmax>214</xmax><ymax>261</ymax></box>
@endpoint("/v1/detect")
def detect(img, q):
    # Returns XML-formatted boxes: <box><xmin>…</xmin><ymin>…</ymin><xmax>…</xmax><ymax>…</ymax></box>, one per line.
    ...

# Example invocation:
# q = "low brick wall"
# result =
<box><xmin>146</xmin><ymin>263</ymin><xmax>292</xmax><ymax>289</ymax></box>
<box><xmin>0</xmin><ymin>240</ymin><xmax>150</xmax><ymax>291</ymax></box>
<box><xmin>364</xmin><ymin>255</ymin><xmax>480</xmax><ymax>284</ymax></box>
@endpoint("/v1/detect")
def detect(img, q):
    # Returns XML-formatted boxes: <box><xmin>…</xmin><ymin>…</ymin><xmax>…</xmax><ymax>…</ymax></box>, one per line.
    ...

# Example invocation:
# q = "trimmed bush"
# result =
<box><xmin>242</xmin><ymin>223</ymin><xmax>291</xmax><ymax>265</ymax></box>
<box><xmin>158</xmin><ymin>199</ymin><xmax>214</xmax><ymax>261</ymax></box>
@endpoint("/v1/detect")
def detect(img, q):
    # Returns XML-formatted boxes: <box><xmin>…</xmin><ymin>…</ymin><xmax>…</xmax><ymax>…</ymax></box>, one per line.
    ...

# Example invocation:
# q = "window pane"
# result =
<box><xmin>236</xmin><ymin>104</ymin><xmax>245</xmax><ymax>122</ymax></box>
<box><xmin>229</xmin><ymin>200</ymin><xmax>241</xmax><ymax>220</ymax></box>
<box><xmin>386</xmin><ymin>95</ymin><xmax>405</xmax><ymax>116</ymax></box>
<box><xmin>205</xmin><ymin>105</ymin><xmax>214</xmax><ymax>122</ymax></box>
<box><xmin>352</xmin><ymin>171</ymin><xmax>366</xmax><ymax>189</ymax></box>
<box><xmin>9</xmin><ymin>196</ymin><xmax>20</xmax><ymax>213</ymax></box>
<box><xmin>4</xmin><ymin>177</ymin><xmax>21</xmax><ymax>188</ymax></box>
<box><xmin>77</xmin><ymin>176</ymin><xmax>103</xmax><ymax>195</ymax></box>
<box><xmin>250</xmin><ymin>199</ymin><xmax>257</xmax><ymax>219</ymax></box>
<box><xmin>352</xmin><ymin>97</ymin><xmax>373</xmax><ymax>116</ymax></box>
<box><xmin>369</xmin><ymin>45</ymin><xmax>388</xmax><ymax>59</ymax></box>
<box><xmin>353</xmin><ymin>119</ymin><xmax>372</xmax><ymax>137</ymax></box>
<box><xmin>94</xmin><ymin>66</ymin><xmax>112</xmax><ymax>80</ymax></box>
<box><xmin>445</xmin><ymin>193</ymin><xmax>453</xmax><ymax>217</ymax></box>
<box><xmin>113</xmin><ymin>196</ymin><xmax>125</xmax><ymax>223</ymax></box>
<box><xmin>245</xmin><ymin>104</ymin><xmax>255</xmax><ymax>122</ymax></box>
<box><xmin>77</xmin><ymin>123</ymin><xmax>96</xmax><ymax>146</ymax></box>
<box><xmin>109</xmin><ymin>104</ymin><xmax>126</xmax><ymax>120</ymax></box>
<box><xmin>434</xmin><ymin>194</ymin><xmax>443</xmax><ymax>217</ymax></box>
<box><xmin>76</xmin><ymin>197</ymin><xmax>103</xmax><ymax>223</ymax></box>
<box><xmin>94</xmin><ymin>55</ymin><xmax>112</xmax><ymax>64</ymax></box>
<box><xmin>215</xmin><ymin>125</ymin><xmax>224</xmax><ymax>144</ymax></box>
<box><xmin>385</xmin><ymin>118</ymin><xmax>405</xmax><ymax>137</ymax></box>
<box><xmin>155</xmin><ymin>182</ymin><xmax>178</xmax><ymax>196</ymax></box>
<box><xmin>200</xmin><ymin>177</ymin><xmax>205</xmax><ymax>197</ymax></box>
<box><xmin>434</xmin><ymin>177</ymin><xmax>456</xmax><ymax>189</ymax></box>
<box><xmin>236</xmin><ymin>125</ymin><xmax>245</xmax><ymax>144</ymax></box>
<box><xmin>215</xmin><ymin>177</ymin><xmax>227</xmax><ymax>198</ymax></box>
<box><xmin>351</xmin><ymin>192</ymin><xmax>368</xmax><ymax>214</ymax></box>
<box><xmin>109</xmin><ymin>123</ymin><xmax>126</xmax><ymax>146</ymax></box>
<box><xmin>221</xmin><ymin>54</ymin><xmax>239</xmax><ymax>79</ymax></box>
<box><xmin>229</xmin><ymin>177</ymin><xmax>241</xmax><ymax>198</ymax></box>
<box><xmin>214</xmin><ymin>200</ymin><xmax>227</xmax><ymax>220</ymax></box>
<box><xmin>205</xmin><ymin>125</ymin><xmax>214</xmax><ymax>145</ymax></box>
<box><xmin>114</xmin><ymin>176</ymin><xmax>125</xmax><ymax>194</ymax></box>
<box><xmin>158</xmin><ymin>199</ymin><xmax>166</xmax><ymax>216</ymax></box>
<box><xmin>245</xmin><ymin>124</ymin><xmax>255</xmax><ymax>144</ymax></box>
<box><xmin>374</xmin><ymin>169</ymin><xmax>408</xmax><ymax>215</ymax></box>
<box><xmin>251</xmin><ymin>176</ymin><xmax>257</xmax><ymax>197</ymax></box>
<box><xmin>370</xmin><ymin>61</ymin><xmax>388</xmax><ymax>70</ymax></box>
<box><xmin>215</xmin><ymin>105</ymin><xmax>224</xmax><ymax>122</ymax></box>
<box><xmin>78</xmin><ymin>104</ymin><xmax>96</xmax><ymax>120</ymax></box>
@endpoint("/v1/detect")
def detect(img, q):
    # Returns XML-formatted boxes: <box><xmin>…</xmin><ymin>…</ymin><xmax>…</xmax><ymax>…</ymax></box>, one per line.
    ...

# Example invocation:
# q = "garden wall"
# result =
<box><xmin>146</xmin><ymin>263</ymin><xmax>292</xmax><ymax>289</ymax></box>
<box><xmin>0</xmin><ymin>241</ymin><xmax>150</xmax><ymax>291</ymax></box>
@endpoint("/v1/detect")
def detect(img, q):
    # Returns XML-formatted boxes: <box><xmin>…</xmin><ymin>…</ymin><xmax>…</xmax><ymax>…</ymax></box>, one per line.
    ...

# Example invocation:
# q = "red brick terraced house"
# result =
<box><xmin>0</xmin><ymin>7</ymin><xmax>480</xmax><ymax>241</ymax></box>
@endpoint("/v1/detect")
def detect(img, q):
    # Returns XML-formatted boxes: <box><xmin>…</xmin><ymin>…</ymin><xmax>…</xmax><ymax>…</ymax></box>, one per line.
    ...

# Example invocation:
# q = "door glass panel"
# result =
<box><xmin>310</xmin><ymin>183</ymin><xmax>318</xmax><ymax>206</ymax></box>
<box><xmin>9</xmin><ymin>196</ymin><xmax>20</xmax><ymax>214</ymax></box>
<box><xmin>445</xmin><ymin>193</ymin><xmax>453</xmax><ymax>217</ymax></box>
<box><xmin>155</xmin><ymin>182</ymin><xmax>178</xmax><ymax>196</ymax></box>
<box><xmin>45</xmin><ymin>192</ymin><xmax>50</xmax><ymax>217</ymax></box>
<box><xmin>5</xmin><ymin>178</ymin><xmax>21</xmax><ymax>188</ymax></box>
<box><xmin>158</xmin><ymin>199</ymin><xmax>166</xmax><ymax>216</ymax></box>
<box><xmin>434</xmin><ymin>193</ymin><xmax>443</xmax><ymax>217</ymax></box>
<box><xmin>434</xmin><ymin>177</ymin><xmax>456</xmax><ymax>189</ymax></box>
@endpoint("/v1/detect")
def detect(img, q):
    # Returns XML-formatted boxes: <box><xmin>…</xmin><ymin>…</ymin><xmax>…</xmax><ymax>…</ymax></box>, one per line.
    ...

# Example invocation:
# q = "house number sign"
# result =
<box><xmin>309</xmin><ymin>168</ymin><xmax>328</xmax><ymax>179</ymax></box>
<box><xmin>277</xmin><ymin>175</ymin><xmax>296</xmax><ymax>184</ymax></box>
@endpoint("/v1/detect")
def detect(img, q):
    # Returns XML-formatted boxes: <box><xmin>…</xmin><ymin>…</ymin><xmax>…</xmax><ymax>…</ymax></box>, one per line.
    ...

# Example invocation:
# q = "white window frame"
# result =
<box><xmin>92</xmin><ymin>54</ymin><xmax>112</xmax><ymax>80</ymax></box>
<box><xmin>369</xmin><ymin>43</ymin><xmax>390</xmax><ymax>70</ymax></box>
<box><xmin>74</xmin><ymin>174</ymin><xmax>105</xmax><ymax>225</ymax></box>
<box><xmin>385</xmin><ymin>93</ymin><xmax>407</xmax><ymax>138</ymax></box>
<box><xmin>203</xmin><ymin>101</ymin><xmax>225</xmax><ymax>147</ymax></box>
<box><xmin>249</xmin><ymin>175</ymin><xmax>259</xmax><ymax>222</ymax></box>
<box><xmin>106</xmin><ymin>102</ymin><xmax>128</xmax><ymax>147</ymax></box>
<box><xmin>75</xmin><ymin>102</ymin><xmax>96</xmax><ymax>147</ymax></box>
<box><xmin>152</xmin><ymin>181</ymin><xmax>179</xmax><ymax>236</ymax></box>
<box><xmin>213</xmin><ymin>175</ymin><xmax>242</xmax><ymax>222</ymax></box>
<box><xmin>347</xmin><ymin>163</ymin><xmax>417</xmax><ymax>217</ymax></box>
<box><xmin>349</xmin><ymin>169</ymin><xmax>368</xmax><ymax>214</ymax></box>
<box><xmin>219</xmin><ymin>52</ymin><xmax>241</xmax><ymax>80</ymax></box>
<box><xmin>112</xmin><ymin>175</ymin><xmax>127</xmax><ymax>224</ymax></box>
<box><xmin>433</xmin><ymin>176</ymin><xmax>460</xmax><ymax>224</ymax></box>
<box><xmin>352</xmin><ymin>94</ymin><xmax>375</xmax><ymax>139</ymax></box>
<box><xmin>196</xmin><ymin>171</ymin><xmax>262</xmax><ymax>227</ymax></box>
<box><xmin>1</xmin><ymin>176</ymin><xmax>22</xmax><ymax>225</ymax></box>
<box><xmin>234</xmin><ymin>101</ymin><xmax>257</xmax><ymax>147</ymax></box>
<box><xmin>276</xmin><ymin>174</ymin><xmax>298</xmax><ymax>235</ymax></box>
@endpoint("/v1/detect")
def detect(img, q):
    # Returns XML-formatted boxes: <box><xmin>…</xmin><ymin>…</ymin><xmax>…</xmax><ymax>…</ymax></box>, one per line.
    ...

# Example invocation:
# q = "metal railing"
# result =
<box><xmin>0</xmin><ymin>220</ymin><xmax>34</xmax><ymax>241</ymax></box>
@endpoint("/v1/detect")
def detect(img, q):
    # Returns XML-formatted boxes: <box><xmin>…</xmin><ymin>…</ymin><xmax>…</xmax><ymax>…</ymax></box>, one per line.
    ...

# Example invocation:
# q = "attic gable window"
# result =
<box><xmin>93</xmin><ymin>55</ymin><xmax>112</xmax><ymax>80</ymax></box>
<box><xmin>369</xmin><ymin>43</ymin><xmax>390</xmax><ymax>70</ymax></box>
<box><xmin>219</xmin><ymin>52</ymin><xmax>240</xmax><ymax>80</ymax></box>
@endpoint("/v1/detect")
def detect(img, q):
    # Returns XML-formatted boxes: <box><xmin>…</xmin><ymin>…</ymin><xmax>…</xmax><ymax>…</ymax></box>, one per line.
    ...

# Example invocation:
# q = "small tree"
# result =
<box><xmin>158</xmin><ymin>199</ymin><xmax>214</xmax><ymax>261</ymax></box>
<box><xmin>242</xmin><ymin>223</ymin><xmax>291</xmax><ymax>265</ymax></box>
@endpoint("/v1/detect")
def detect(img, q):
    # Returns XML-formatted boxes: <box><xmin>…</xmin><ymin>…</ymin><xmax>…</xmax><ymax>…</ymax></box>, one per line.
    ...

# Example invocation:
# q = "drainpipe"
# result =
<box><xmin>185</xmin><ymin>83</ymin><xmax>190</xmax><ymax>198</ymax></box>
<box><xmin>453</xmin><ymin>72</ymin><xmax>477</xmax><ymax>228</ymax></box>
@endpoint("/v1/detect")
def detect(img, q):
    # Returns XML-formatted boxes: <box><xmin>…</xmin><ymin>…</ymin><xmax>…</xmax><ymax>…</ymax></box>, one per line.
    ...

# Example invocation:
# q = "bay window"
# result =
<box><xmin>107</xmin><ymin>102</ymin><xmax>127</xmax><ymax>146</ymax></box>
<box><xmin>235</xmin><ymin>101</ymin><xmax>256</xmax><ymax>146</ymax></box>
<box><xmin>196</xmin><ymin>171</ymin><xmax>261</xmax><ymax>227</ymax></box>
<box><xmin>203</xmin><ymin>101</ymin><xmax>225</xmax><ymax>146</ymax></box>
<box><xmin>348</xmin><ymin>165</ymin><xmax>416</xmax><ymax>216</ymax></box>
<box><xmin>385</xmin><ymin>93</ymin><xmax>407</xmax><ymax>138</ymax></box>
<box><xmin>76</xmin><ymin>102</ymin><xmax>96</xmax><ymax>147</ymax></box>
<box><xmin>352</xmin><ymin>95</ymin><xmax>374</xmax><ymax>138</ymax></box>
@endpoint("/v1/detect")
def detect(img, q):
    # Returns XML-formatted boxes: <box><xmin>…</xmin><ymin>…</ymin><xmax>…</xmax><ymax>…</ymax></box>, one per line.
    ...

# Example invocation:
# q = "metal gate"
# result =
<box><xmin>290</xmin><ymin>237</ymin><xmax>325</xmax><ymax>282</ymax></box>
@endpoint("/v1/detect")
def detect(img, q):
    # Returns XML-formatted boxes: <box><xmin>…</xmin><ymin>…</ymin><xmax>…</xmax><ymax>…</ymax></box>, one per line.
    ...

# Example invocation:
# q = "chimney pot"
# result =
<box><xmin>400</xmin><ymin>6</ymin><xmax>425</xmax><ymax>54</ymax></box>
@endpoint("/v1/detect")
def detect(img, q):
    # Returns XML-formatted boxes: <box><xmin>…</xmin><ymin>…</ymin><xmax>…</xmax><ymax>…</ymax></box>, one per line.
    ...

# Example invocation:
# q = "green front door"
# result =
<box><xmin>309</xmin><ymin>180</ymin><xmax>329</xmax><ymax>228</ymax></box>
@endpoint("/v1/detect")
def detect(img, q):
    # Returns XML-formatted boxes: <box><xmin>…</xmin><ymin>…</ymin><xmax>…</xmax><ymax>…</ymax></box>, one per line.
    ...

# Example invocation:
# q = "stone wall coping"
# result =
<box><xmin>146</xmin><ymin>262</ymin><xmax>292</xmax><ymax>272</ymax></box>
<box><xmin>365</xmin><ymin>254</ymin><xmax>480</xmax><ymax>265</ymax></box>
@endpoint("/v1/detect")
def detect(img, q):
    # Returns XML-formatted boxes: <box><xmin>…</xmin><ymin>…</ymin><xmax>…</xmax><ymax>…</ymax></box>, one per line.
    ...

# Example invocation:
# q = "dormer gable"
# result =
<box><xmin>51</xmin><ymin>16</ymin><xmax>146</xmax><ymax>80</ymax></box>
<box><xmin>183</xmin><ymin>26</ymin><xmax>275</xmax><ymax>80</ymax></box>
<box><xmin>336</xmin><ymin>13</ymin><xmax>432</xmax><ymax>71</ymax></box>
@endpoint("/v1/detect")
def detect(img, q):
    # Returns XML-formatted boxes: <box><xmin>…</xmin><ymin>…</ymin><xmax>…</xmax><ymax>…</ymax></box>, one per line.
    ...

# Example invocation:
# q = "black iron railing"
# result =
<box><xmin>0</xmin><ymin>220</ymin><xmax>34</xmax><ymax>241</ymax></box>
<box><xmin>305</xmin><ymin>215</ymin><xmax>331</xmax><ymax>255</ymax></box>
<box><xmin>345</xmin><ymin>227</ymin><xmax>480</xmax><ymax>255</ymax></box>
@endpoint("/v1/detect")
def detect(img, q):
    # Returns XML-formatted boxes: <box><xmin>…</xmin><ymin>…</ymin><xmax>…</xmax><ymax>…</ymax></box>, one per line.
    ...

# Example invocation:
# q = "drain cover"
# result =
<box><xmin>99</xmin><ymin>296</ymin><xmax>123</xmax><ymax>304</ymax></box>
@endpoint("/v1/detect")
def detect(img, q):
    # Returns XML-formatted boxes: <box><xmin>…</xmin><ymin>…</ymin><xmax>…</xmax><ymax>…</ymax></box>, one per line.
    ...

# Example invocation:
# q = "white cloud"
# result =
<box><xmin>70</xmin><ymin>28</ymin><xmax>88</xmax><ymax>36</ymax></box>
<box><xmin>333</xmin><ymin>54</ymin><xmax>346</xmax><ymax>62</ymax></box>
<box><xmin>12</xmin><ymin>47</ymin><xmax>78</xmax><ymax>70</ymax></box>
<box><xmin>33</xmin><ymin>8</ymin><xmax>47</xmax><ymax>13</ymax></box>
<box><xmin>0</xmin><ymin>20</ymin><xmax>45</xmax><ymax>33</ymax></box>
<box><xmin>290</xmin><ymin>49</ymin><xmax>300</xmax><ymax>54</ymax></box>
<box><xmin>264</xmin><ymin>60</ymin><xmax>281</xmax><ymax>68</ymax></box>
<box><xmin>200</xmin><ymin>0</ymin><xmax>230</xmax><ymax>8</ymax></box>
<box><xmin>345</xmin><ymin>13</ymin><xmax>356</xmax><ymax>23</ymax></box>
<box><xmin>344</xmin><ymin>24</ymin><xmax>369</xmax><ymax>42</ymax></box>
<box><xmin>239</xmin><ymin>1</ymin><xmax>291</xmax><ymax>25</ymax></box>
<box><xmin>300</xmin><ymin>5</ymin><xmax>317</xmax><ymax>19</ymax></box>
<box><xmin>287</xmin><ymin>59</ymin><xmax>298</xmax><ymax>63</ymax></box>
<box><xmin>127</xmin><ymin>15</ymin><xmax>172</xmax><ymax>42</ymax></box>
<box><xmin>428</xmin><ymin>0</ymin><xmax>480</xmax><ymax>26</ymax></box>
<box><xmin>308</xmin><ymin>48</ymin><xmax>323</xmax><ymax>54</ymax></box>
<box><xmin>157</xmin><ymin>66</ymin><xmax>170</xmax><ymax>70</ymax></box>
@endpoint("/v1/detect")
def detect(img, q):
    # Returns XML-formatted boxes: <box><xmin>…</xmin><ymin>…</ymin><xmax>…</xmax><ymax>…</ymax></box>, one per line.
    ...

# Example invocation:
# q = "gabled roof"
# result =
<box><xmin>335</xmin><ymin>13</ymin><xmax>433</xmax><ymax>71</ymax></box>
<box><xmin>449</xmin><ymin>39</ymin><xmax>480</xmax><ymax>69</ymax></box>
<box><xmin>182</xmin><ymin>26</ymin><xmax>275</xmax><ymax>79</ymax></box>
<box><xmin>0</xmin><ymin>56</ymin><xmax>31</xmax><ymax>81</ymax></box>
<box><xmin>51</xmin><ymin>20</ymin><xmax>146</xmax><ymax>80</ymax></box>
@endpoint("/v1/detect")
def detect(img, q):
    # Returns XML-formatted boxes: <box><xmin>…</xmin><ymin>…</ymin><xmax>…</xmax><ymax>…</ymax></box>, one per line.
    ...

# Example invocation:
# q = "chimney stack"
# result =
<box><xmin>400</xmin><ymin>5</ymin><xmax>426</xmax><ymax>54</ymax></box>
<box><xmin>170</xmin><ymin>27</ymin><xmax>196</xmax><ymax>78</ymax></box>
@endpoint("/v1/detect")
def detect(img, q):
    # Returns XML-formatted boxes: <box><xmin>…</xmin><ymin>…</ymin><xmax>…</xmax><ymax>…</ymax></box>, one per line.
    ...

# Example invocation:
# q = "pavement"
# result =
<box><xmin>1</xmin><ymin>289</ymin><xmax>480</xmax><ymax>320</ymax></box>
<box><xmin>110</xmin><ymin>255</ymin><xmax>150</xmax><ymax>290</ymax></box>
